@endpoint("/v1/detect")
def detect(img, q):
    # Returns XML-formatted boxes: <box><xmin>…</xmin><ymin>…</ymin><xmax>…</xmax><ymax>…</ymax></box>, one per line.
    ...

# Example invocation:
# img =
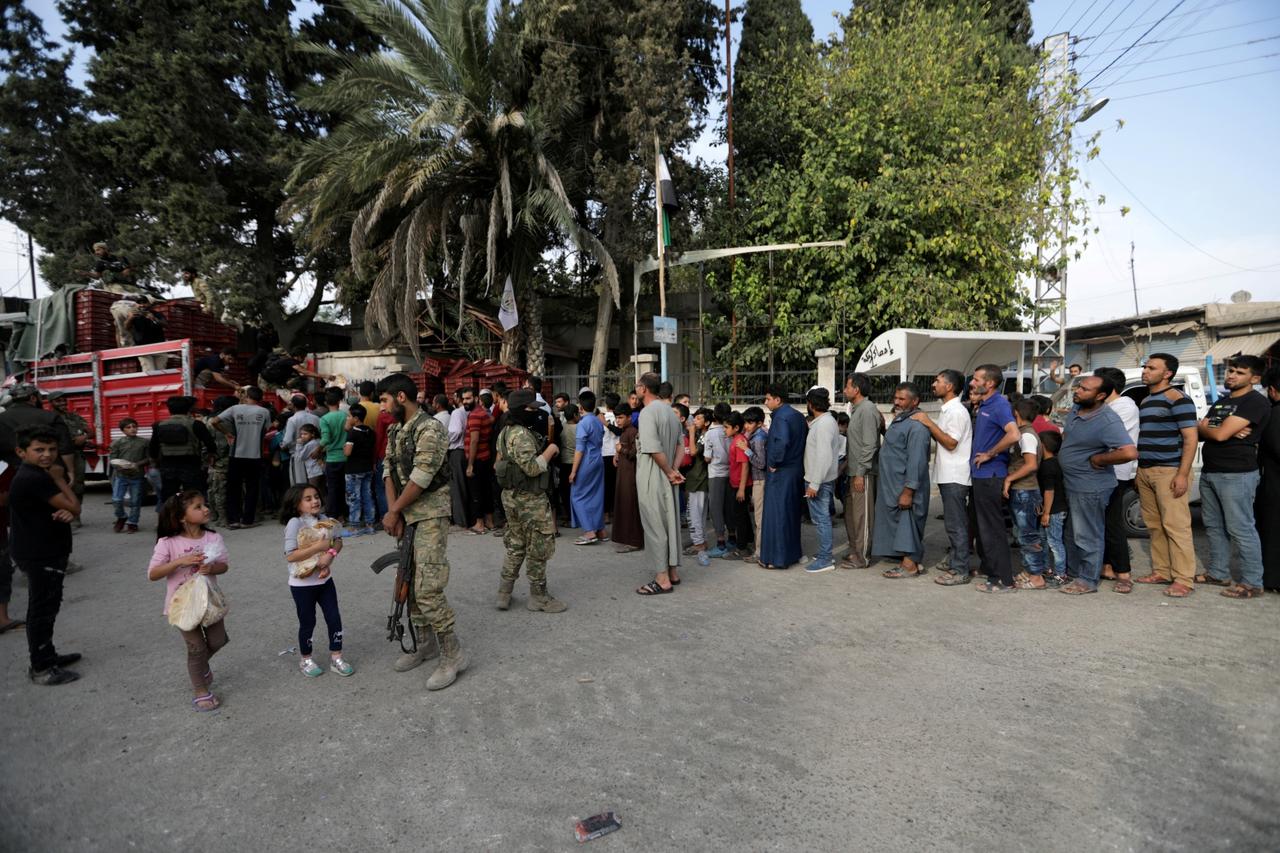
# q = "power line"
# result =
<box><xmin>1079</xmin><ymin>0</ymin><xmax>1128</xmax><ymax>43</ymax></box>
<box><xmin>1046</xmin><ymin>0</ymin><xmax>1084</xmax><ymax>35</ymax></box>
<box><xmin>1080</xmin><ymin>0</ymin><xmax>1191</xmax><ymax>91</ymax></box>
<box><xmin>1101</xmin><ymin>50</ymin><xmax>1280</xmax><ymax>86</ymax></box>
<box><xmin>1107</xmin><ymin>65</ymin><xmax>1280</xmax><ymax>97</ymax></box>
<box><xmin>1075</xmin><ymin>13</ymin><xmax>1280</xmax><ymax>58</ymax></box>
<box><xmin>1097</xmin><ymin>0</ymin><xmax>1223</xmax><ymax>88</ymax></box>
<box><xmin>1067</xmin><ymin>0</ymin><xmax>1106</xmax><ymax>36</ymax></box>
<box><xmin>1074</xmin><ymin>0</ymin><xmax>1162</xmax><ymax>80</ymax></box>
<box><xmin>1074</xmin><ymin>0</ymin><xmax>1247</xmax><ymax>41</ymax></box>
<box><xmin>1095</xmin><ymin>156</ymin><xmax>1280</xmax><ymax>273</ymax></box>
<box><xmin>1101</xmin><ymin>32</ymin><xmax>1280</xmax><ymax>70</ymax></box>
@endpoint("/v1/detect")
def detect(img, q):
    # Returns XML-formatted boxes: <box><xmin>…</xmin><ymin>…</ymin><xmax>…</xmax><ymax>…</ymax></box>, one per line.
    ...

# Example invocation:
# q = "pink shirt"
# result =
<box><xmin>148</xmin><ymin>531</ymin><xmax>227</xmax><ymax>615</ymax></box>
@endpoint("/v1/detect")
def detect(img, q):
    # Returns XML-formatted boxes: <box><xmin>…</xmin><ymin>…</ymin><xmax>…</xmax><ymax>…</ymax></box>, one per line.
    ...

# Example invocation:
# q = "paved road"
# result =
<box><xmin>4</xmin><ymin>486</ymin><xmax>1277</xmax><ymax>851</ymax></box>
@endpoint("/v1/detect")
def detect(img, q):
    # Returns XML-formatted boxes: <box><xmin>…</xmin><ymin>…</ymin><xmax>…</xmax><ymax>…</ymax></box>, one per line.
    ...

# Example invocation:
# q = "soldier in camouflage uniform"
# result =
<box><xmin>378</xmin><ymin>373</ymin><xmax>466</xmax><ymax>691</ymax></box>
<box><xmin>494</xmin><ymin>389</ymin><xmax>566</xmax><ymax>613</ymax></box>
<box><xmin>207</xmin><ymin>425</ymin><xmax>231</xmax><ymax>525</ymax></box>
<box><xmin>48</xmin><ymin>392</ymin><xmax>89</xmax><ymax>504</ymax></box>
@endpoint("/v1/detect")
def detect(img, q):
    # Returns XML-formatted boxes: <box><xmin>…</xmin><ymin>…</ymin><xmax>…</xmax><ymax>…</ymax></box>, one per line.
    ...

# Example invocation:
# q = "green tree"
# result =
<box><xmin>284</xmin><ymin>0</ymin><xmax>619</xmax><ymax>373</ymax></box>
<box><xmin>513</xmin><ymin>0</ymin><xmax>722</xmax><ymax>384</ymax></box>
<box><xmin>732</xmin><ymin>0</ymin><xmax>813</xmax><ymax>183</ymax></box>
<box><xmin>0</xmin><ymin>0</ymin><xmax>105</xmax><ymax>287</ymax></box>
<box><xmin>728</xmin><ymin>1</ymin><xmax>1061</xmax><ymax>367</ymax></box>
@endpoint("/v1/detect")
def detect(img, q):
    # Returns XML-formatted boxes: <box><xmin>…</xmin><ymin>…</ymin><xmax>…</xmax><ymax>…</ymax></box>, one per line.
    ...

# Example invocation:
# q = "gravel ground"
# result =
<box><xmin>3</xmin><ymin>485</ymin><xmax>1277</xmax><ymax>852</ymax></box>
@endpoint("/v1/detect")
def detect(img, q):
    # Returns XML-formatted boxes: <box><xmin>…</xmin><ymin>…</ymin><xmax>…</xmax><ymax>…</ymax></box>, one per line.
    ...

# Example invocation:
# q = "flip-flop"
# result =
<box><xmin>574</xmin><ymin>537</ymin><xmax>599</xmax><ymax>546</ymax></box>
<box><xmin>192</xmin><ymin>693</ymin><xmax>220</xmax><ymax>712</ymax></box>
<box><xmin>635</xmin><ymin>580</ymin><xmax>673</xmax><ymax>595</ymax></box>
<box><xmin>0</xmin><ymin>619</ymin><xmax>25</xmax><ymax>634</ymax></box>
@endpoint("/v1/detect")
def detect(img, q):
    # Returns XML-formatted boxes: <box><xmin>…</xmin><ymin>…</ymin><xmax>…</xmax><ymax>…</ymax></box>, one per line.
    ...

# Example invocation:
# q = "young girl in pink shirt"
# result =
<box><xmin>148</xmin><ymin>491</ymin><xmax>229</xmax><ymax>712</ymax></box>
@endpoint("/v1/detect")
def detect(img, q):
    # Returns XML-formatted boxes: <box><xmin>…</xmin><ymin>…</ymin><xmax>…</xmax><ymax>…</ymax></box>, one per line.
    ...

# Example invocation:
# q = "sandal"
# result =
<box><xmin>635</xmin><ymin>580</ymin><xmax>673</xmax><ymax>595</ymax></box>
<box><xmin>1220</xmin><ymin>584</ymin><xmax>1262</xmax><ymax>599</ymax></box>
<box><xmin>882</xmin><ymin>566</ymin><xmax>924</xmax><ymax>579</ymax></box>
<box><xmin>976</xmin><ymin>580</ymin><xmax>1017</xmax><ymax>594</ymax></box>
<box><xmin>934</xmin><ymin>571</ymin><xmax>971</xmax><ymax>586</ymax></box>
<box><xmin>1059</xmin><ymin>582</ymin><xmax>1097</xmax><ymax>595</ymax></box>
<box><xmin>1195</xmin><ymin>574</ymin><xmax>1230</xmax><ymax>586</ymax></box>
<box><xmin>1164</xmin><ymin>582</ymin><xmax>1193</xmax><ymax>598</ymax></box>
<box><xmin>614</xmin><ymin>545</ymin><xmax>641</xmax><ymax>554</ymax></box>
<box><xmin>0</xmin><ymin>619</ymin><xmax>25</xmax><ymax>634</ymax></box>
<box><xmin>192</xmin><ymin>693</ymin><xmax>220</xmax><ymax>712</ymax></box>
<box><xmin>1113</xmin><ymin>578</ymin><xmax>1133</xmax><ymax>594</ymax></box>
<box><xmin>1015</xmin><ymin>575</ymin><xmax>1046</xmax><ymax>590</ymax></box>
<box><xmin>574</xmin><ymin>536</ymin><xmax>599</xmax><ymax>546</ymax></box>
<box><xmin>1134</xmin><ymin>574</ymin><xmax>1171</xmax><ymax>585</ymax></box>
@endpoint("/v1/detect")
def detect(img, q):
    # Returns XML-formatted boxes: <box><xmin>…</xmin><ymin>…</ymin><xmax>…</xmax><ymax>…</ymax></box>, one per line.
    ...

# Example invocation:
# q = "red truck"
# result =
<box><xmin>23</xmin><ymin>339</ymin><xmax>233</xmax><ymax>479</ymax></box>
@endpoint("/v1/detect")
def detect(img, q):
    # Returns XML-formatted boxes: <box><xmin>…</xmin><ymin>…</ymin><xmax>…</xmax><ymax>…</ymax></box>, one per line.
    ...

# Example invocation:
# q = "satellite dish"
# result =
<box><xmin>1230</xmin><ymin>290</ymin><xmax>1252</xmax><ymax>304</ymax></box>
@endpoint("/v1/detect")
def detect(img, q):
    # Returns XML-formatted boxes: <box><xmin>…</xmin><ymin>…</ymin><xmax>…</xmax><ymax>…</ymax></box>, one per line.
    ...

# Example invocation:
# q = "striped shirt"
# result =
<box><xmin>1137</xmin><ymin>390</ymin><xmax>1197</xmax><ymax>468</ymax></box>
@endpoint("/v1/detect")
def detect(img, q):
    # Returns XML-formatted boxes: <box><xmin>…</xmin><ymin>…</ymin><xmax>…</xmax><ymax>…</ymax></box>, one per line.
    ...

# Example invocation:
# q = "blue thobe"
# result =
<box><xmin>760</xmin><ymin>405</ymin><xmax>807</xmax><ymax>567</ymax></box>
<box><xmin>571</xmin><ymin>415</ymin><xmax>605</xmax><ymax>530</ymax></box>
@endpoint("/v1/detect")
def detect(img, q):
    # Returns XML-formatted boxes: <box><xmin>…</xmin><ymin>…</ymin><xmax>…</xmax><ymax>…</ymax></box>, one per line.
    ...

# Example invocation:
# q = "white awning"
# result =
<box><xmin>1204</xmin><ymin>332</ymin><xmax>1280</xmax><ymax>361</ymax></box>
<box><xmin>855</xmin><ymin>328</ymin><xmax>1055</xmax><ymax>379</ymax></box>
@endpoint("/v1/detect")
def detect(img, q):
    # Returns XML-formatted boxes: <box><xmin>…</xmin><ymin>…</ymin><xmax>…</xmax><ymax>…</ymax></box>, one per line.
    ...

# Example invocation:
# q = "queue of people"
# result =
<box><xmin>1</xmin><ymin>353</ymin><xmax>1276</xmax><ymax>698</ymax></box>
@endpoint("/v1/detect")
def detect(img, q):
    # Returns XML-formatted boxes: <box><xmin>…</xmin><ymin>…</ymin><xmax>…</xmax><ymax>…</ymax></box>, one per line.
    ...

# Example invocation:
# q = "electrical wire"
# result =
<box><xmin>1073</xmin><ymin>0</ymin><xmax>1246</xmax><ymax>41</ymax></box>
<box><xmin>1075</xmin><ymin>13</ymin><xmax>1280</xmax><ymax>58</ymax></box>
<box><xmin>1107</xmin><ymin>65</ymin><xmax>1280</xmax><ymax>97</ymax></box>
<box><xmin>1101</xmin><ymin>50</ymin><xmax>1280</xmax><ymax>86</ymax></box>
<box><xmin>1080</xmin><ymin>0</ymin><xmax>1190</xmax><ymax>91</ymax></box>
<box><xmin>1096</xmin><ymin>0</ymin><xmax>1221</xmax><ymax>88</ymax></box>
<box><xmin>1079</xmin><ymin>0</ymin><xmax>1126</xmax><ymax>43</ymax></box>
<box><xmin>1074</xmin><ymin>0</ymin><xmax>1162</xmax><ymax>80</ymax></box>
<box><xmin>1100</xmin><ymin>33</ymin><xmax>1280</xmax><ymax>70</ymax></box>
<box><xmin>1096</xmin><ymin>156</ymin><xmax>1280</xmax><ymax>272</ymax></box>
<box><xmin>1046</xmin><ymin>0</ymin><xmax>1084</xmax><ymax>35</ymax></box>
<box><xmin>1067</xmin><ymin>0</ymin><xmax>1106</xmax><ymax>36</ymax></box>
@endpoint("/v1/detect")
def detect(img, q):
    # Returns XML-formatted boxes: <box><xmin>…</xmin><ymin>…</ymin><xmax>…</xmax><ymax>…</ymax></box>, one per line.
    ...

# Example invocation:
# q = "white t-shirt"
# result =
<box><xmin>931</xmin><ymin>397</ymin><xmax>973</xmax><ymax>486</ymax></box>
<box><xmin>601</xmin><ymin>410</ymin><xmax>618</xmax><ymax>457</ymax></box>
<box><xmin>284</xmin><ymin>513</ymin><xmax>336</xmax><ymax>588</ymax></box>
<box><xmin>1108</xmin><ymin>395</ymin><xmax>1140</xmax><ymax>481</ymax></box>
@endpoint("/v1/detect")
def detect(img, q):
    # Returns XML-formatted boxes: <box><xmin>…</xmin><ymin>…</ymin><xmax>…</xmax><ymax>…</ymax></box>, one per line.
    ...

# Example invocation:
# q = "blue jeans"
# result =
<box><xmin>806</xmin><ymin>481</ymin><xmax>835</xmax><ymax>564</ymax></box>
<box><xmin>1065</xmin><ymin>486</ymin><xmax>1114</xmax><ymax>588</ymax></box>
<box><xmin>1200</xmin><ymin>470</ymin><xmax>1263</xmax><ymax>588</ymax></box>
<box><xmin>146</xmin><ymin>468</ymin><xmax>163</xmax><ymax>513</ymax></box>
<box><xmin>373</xmin><ymin>459</ymin><xmax>388</xmax><ymax>519</ymax></box>
<box><xmin>1009</xmin><ymin>488</ymin><xmax>1047</xmax><ymax>575</ymax></box>
<box><xmin>112</xmin><ymin>476</ymin><xmax>143</xmax><ymax>525</ymax></box>
<box><xmin>1044</xmin><ymin>512</ymin><xmax>1068</xmax><ymax>576</ymax></box>
<box><xmin>344</xmin><ymin>471</ymin><xmax>375</xmax><ymax>527</ymax></box>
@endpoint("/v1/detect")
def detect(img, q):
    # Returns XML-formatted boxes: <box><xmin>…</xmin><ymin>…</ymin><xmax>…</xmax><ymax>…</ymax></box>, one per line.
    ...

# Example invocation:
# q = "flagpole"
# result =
<box><xmin>655</xmin><ymin>133</ymin><xmax>668</xmax><ymax>383</ymax></box>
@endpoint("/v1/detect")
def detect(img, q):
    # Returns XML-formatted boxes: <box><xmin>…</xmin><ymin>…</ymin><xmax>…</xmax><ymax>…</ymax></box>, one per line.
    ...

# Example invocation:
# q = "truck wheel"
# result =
<box><xmin>1122</xmin><ymin>487</ymin><xmax>1148</xmax><ymax>539</ymax></box>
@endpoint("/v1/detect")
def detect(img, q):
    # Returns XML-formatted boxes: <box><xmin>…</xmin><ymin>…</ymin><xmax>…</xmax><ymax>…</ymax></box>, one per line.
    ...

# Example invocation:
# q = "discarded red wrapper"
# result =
<box><xmin>574</xmin><ymin>811</ymin><xmax>621</xmax><ymax>843</ymax></box>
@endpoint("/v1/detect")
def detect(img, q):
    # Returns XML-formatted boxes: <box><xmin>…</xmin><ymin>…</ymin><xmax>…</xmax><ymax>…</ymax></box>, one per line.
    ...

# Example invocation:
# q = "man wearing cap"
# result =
<box><xmin>48</xmin><ymin>392</ymin><xmax>90</xmax><ymax>504</ymax></box>
<box><xmin>0</xmin><ymin>385</ymin><xmax>74</xmax><ymax>482</ymax></box>
<box><xmin>493</xmin><ymin>389</ymin><xmax>566</xmax><ymax>612</ymax></box>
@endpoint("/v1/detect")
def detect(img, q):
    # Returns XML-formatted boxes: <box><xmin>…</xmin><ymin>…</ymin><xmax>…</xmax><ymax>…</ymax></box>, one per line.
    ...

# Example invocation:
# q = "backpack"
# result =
<box><xmin>261</xmin><ymin>355</ymin><xmax>295</xmax><ymax>385</ymax></box>
<box><xmin>154</xmin><ymin>415</ymin><xmax>202</xmax><ymax>459</ymax></box>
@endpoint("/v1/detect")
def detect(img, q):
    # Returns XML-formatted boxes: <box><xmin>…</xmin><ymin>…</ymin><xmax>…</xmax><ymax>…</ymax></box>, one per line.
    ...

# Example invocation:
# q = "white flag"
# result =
<box><xmin>498</xmin><ymin>275</ymin><xmax>519</xmax><ymax>331</ymax></box>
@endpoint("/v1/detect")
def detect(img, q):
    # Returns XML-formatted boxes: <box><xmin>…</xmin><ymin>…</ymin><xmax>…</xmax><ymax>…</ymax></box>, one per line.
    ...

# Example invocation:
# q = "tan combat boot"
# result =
<box><xmin>496</xmin><ymin>578</ymin><xmax>515</xmax><ymax>610</ymax></box>
<box><xmin>393</xmin><ymin>629</ymin><xmax>439</xmax><ymax>672</ymax></box>
<box><xmin>426</xmin><ymin>631</ymin><xmax>468</xmax><ymax>690</ymax></box>
<box><xmin>526</xmin><ymin>581</ymin><xmax>567</xmax><ymax>613</ymax></box>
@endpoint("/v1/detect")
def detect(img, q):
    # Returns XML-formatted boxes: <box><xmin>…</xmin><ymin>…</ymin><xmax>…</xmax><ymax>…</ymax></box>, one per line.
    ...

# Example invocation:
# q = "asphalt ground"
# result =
<box><xmin>3</xmin><ymin>485</ymin><xmax>1277</xmax><ymax>852</ymax></box>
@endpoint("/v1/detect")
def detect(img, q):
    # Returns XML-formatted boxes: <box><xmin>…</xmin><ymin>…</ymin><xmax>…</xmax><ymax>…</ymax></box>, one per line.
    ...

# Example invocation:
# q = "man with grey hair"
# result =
<box><xmin>840</xmin><ymin>373</ymin><xmax>881</xmax><ymax>569</ymax></box>
<box><xmin>634</xmin><ymin>372</ymin><xmax>685</xmax><ymax>595</ymax></box>
<box><xmin>873</xmin><ymin>382</ymin><xmax>931</xmax><ymax>578</ymax></box>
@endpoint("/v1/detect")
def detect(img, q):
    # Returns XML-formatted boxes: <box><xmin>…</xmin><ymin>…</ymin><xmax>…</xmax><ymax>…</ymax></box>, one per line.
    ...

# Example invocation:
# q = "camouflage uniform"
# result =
<box><xmin>385</xmin><ymin>408</ymin><xmax>453</xmax><ymax>635</ymax></box>
<box><xmin>56</xmin><ymin>409</ymin><xmax>89</xmax><ymax>501</ymax></box>
<box><xmin>497</xmin><ymin>424</ymin><xmax>557</xmax><ymax>585</ymax></box>
<box><xmin>207</xmin><ymin>429</ymin><xmax>231</xmax><ymax>524</ymax></box>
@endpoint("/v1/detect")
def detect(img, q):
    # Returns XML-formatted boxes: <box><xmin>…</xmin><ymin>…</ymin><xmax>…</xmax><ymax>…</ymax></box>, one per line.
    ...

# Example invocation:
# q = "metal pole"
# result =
<box><xmin>725</xmin><ymin>0</ymin><xmax>734</xmax><ymax>209</ymax></box>
<box><xmin>27</xmin><ymin>231</ymin><xmax>38</xmax><ymax>299</ymax></box>
<box><xmin>655</xmin><ymin>134</ymin><xmax>667</xmax><ymax>383</ymax></box>
<box><xmin>1129</xmin><ymin>241</ymin><xmax>1140</xmax><ymax>316</ymax></box>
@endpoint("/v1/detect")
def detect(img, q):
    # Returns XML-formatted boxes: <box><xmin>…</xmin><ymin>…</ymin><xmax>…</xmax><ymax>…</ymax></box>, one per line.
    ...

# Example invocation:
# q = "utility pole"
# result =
<box><xmin>1129</xmin><ymin>241</ymin><xmax>1139</xmax><ymax>315</ymax></box>
<box><xmin>725</xmin><ymin>0</ymin><xmax>738</xmax><ymax>398</ymax></box>
<box><xmin>1031</xmin><ymin>32</ymin><xmax>1072</xmax><ymax>385</ymax></box>
<box><xmin>27</xmin><ymin>231</ymin><xmax>38</xmax><ymax>299</ymax></box>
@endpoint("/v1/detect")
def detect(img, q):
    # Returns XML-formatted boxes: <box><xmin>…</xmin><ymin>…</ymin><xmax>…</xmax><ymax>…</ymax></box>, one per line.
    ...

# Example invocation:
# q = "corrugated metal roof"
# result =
<box><xmin>1204</xmin><ymin>332</ymin><xmax>1280</xmax><ymax>361</ymax></box>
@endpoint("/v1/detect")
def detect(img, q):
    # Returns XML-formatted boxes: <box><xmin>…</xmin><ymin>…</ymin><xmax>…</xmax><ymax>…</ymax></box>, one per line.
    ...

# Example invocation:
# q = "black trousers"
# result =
<box><xmin>971</xmin><ymin>478</ymin><xmax>1014</xmax><ymax>586</ymax></box>
<box><xmin>1103</xmin><ymin>479</ymin><xmax>1133</xmax><ymax>574</ymax></box>
<box><xmin>160</xmin><ymin>461</ymin><xmax>207</xmax><ymax>503</ymax></box>
<box><xmin>447</xmin><ymin>449</ymin><xmax>470</xmax><ymax>526</ymax></box>
<box><xmin>291</xmin><ymin>579</ymin><xmax>343</xmax><ymax>656</ymax></box>
<box><xmin>226</xmin><ymin>457</ymin><xmax>262</xmax><ymax>525</ymax></box>
<box><xmin>468</xmin><ymin>457</ymin><xmax>493</xmax><ymax>519</ymax></box>
<box><xmin>557</xmin><ymin>461</ymin><xmax>573</xmax><ymax>521</ymax></box>
<box><xmin>324</xmin><ymin>460</ymin><xmax>347</xmax><ymax>520</ymax></box>
<box><xmin>732</xmin><ymin>488</ymin><xmax>754</xmax><ymax>554</ymax></box>
<box><xmin>16</xmin><ymin>556</ymin><xmax>67</xmax><ymax>671</ymax></box>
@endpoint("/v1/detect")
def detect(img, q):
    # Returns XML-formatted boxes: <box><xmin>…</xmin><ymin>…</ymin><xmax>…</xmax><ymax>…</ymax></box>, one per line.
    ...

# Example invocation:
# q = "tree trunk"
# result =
<box><xmin>588</xmin><ymin>216</ymin><xmax>622</xmax><ymax>390</ymax></box>
<box><xmin>520</xmin><ymin>284</ymin><xmax>546</xmax><ymax>376</ymax></box>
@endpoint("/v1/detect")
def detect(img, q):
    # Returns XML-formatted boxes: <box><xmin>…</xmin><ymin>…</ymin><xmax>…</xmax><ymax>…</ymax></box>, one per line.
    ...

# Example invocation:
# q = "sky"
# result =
<box><xmin>3</xmin><ymin>0</ymin><xmax>1277</xmax><ymax>326</ymax></box>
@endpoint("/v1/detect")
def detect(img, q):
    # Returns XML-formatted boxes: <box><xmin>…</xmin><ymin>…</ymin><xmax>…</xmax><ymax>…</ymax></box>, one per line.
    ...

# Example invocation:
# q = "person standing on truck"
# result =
<box><xmin>0</xmin><ymin>384</ymin><xmax>75</xmax><ymax>487</ymax></box>
<box><xmin>210</xmin><ymin>387</ymin><xmax>272</xmax><ymax>529</ymax></box>
<box><xmin>124</xmin><ymin>303</ymin><xmax>167</xmax><ymax>372</ymax></box>
<box><xmin>194</xmin><ymin>348</ymin><xmax>240</xmax><ymax>391</ymax></box>
<box><xmin>46</xmin><ymin>392</ymin><xmax>89</xmax><ymax>508</ymax></box>
<box><xmin>150</xmin><ymin>396</ymin><xmax>218</xmax><ymax>502</ymax></box>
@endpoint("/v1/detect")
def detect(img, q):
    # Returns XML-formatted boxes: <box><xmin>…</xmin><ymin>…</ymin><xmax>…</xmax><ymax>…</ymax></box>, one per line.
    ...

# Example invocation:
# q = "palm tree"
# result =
<box><xmin>283</xmin><ymin>0</ymin><xmax>618</xmax><ymax>372</ymax></box>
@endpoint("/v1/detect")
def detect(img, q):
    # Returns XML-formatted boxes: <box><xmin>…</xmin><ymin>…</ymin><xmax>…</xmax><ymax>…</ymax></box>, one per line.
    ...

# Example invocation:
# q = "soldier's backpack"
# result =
<box><xmin>495</xmin><ymin>425</ymin><xmax>547</xmax><ymax>492</ymax></box>
<box><xmin>260</xmin><ymin>355</ymin><xmax>296</xmax><ymax>385</ymax></box>
<box><xmin>154</xmin><ymin>415</ymin><xmax>202</xmax><ymax>459</ymax></box>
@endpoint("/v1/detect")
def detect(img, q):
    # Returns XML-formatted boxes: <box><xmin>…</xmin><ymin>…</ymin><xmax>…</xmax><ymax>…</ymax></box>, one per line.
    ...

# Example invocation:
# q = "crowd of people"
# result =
<box><xmin>0</xmin><ymin>353</ymin><xmax>1276</xmax><ymax>701</ymax></box>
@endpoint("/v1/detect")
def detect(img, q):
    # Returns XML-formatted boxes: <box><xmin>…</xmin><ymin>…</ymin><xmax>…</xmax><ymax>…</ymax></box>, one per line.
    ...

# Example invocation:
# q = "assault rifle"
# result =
<box><xmin>369</xmin><ymin>522</ymin><xmax>418</xmax><ymax>654</ymax></box>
